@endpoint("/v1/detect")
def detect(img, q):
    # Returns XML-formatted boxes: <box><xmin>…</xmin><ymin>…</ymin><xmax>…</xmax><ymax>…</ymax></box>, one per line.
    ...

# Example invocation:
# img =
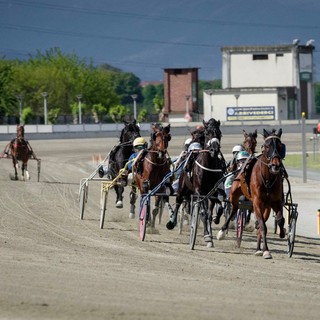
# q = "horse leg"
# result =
<box><xmin>166</xmin><ymin>194</ymin><xmax>183</xmax><ymax>230</ymax></box>
<box><xmin>22</xmin><ymin>162</ymin><xmax>30</xmax><ymax>180</ymax></box>
<box><xmin>13</xmin><ymin>159</ymin><xmax>19</xmax><ymax>180</ymax></box>
<box><xmin>114</xmin><ymin>185</ymin><xmax>124</xmax><ymax>208</ymax></box>
<box><xmin>129</xmin><ymin>186</ymin><xmax>137</xmax><ymax>219</ymax></box>
<box><xmin>201</xmin><ymin>200</ymin><xmax>214</xmax><ymax>248</ymax></box>
<box><xmin>151</xmin><ymin>196</ymin><xmax>161</xmax><ymax>228</ymax></box>
<box><xmin>213</xmin><ymin>200</ymin><xmax>224</xmax><ymax>224</ymax></box>
<box><xmin>255</xmin><ymin>209</ymin><xmax>272</xmax><ymax>259</ymax></box>
<box><xmin>275</xmin><ymin>206</ymin><xmax>286</xmax><ymax>239</ymax></box>
<box><xmin>217</xmin><ymin>184</ymin><xmax>242</xmax><ymax>240</ymax></box>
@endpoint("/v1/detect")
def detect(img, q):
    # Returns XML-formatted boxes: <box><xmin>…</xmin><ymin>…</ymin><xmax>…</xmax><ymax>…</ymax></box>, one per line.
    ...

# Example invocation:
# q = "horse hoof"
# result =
<box><xmin>254</xmin><ymin>250</ymin><xmax>263</xmax><ymax>256</ymax></box>
<box><xmin>213</xmin><ymin>216</ymin><xmax>220</xmax><ymax>225</ymax></box>
<box><xmin>207</xmin><ymin>241</ymin><xmax>214</xmax><ymax>248</ymax></box>
<box><xmin>116</xmin><ymin>201</ymin><xmax>123</xmax><ymax>208</ymax></box>
<box><xmin>166</xmin><ymin>220</ymin><xmax>175</xmax><ymax>230</ymax></box>
<box><xmin>279</xmin><ymin>227</ymin><xmax>286</xmax><ymax>239</ymax></box>
<box><xmin>216</xmin><ymin>230</ymin><xmax>226</xmax><ymax>240</ymax></box>
<box><xmin>263</xmin><ymin>251</ymin><xmax>272</xmax><ymax>259</ymax></box>
<box><xmin>244</xmin><ymin>224</ymin><xmax>255</xmax><ymax>232</ymax></box>
<box><xmin>204</xmin><ymin>235</ymin><xmax>212</xmax><ymax>242</ymax></box>
<box><xmin>129</xmin><ymin>213</ymin><xmax>135</xmax><ymax>219</ymax></box>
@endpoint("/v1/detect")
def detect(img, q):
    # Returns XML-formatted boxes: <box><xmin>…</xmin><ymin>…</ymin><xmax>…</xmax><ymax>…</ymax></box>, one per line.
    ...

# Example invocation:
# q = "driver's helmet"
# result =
<box><xmin>184</xmin><ymin>138</ymin><xmax>192</xmax><ymax>146</ymax></box>
<box><xmin>232</xmin><ymin>145</ymin><xmax>244</xmax><ymax>154</ymax></box>
<box><xmin>184</xmin><ymin>138</ymin><xmax>192</xmax><ymax>150</ymax></box>
<box><xmin>133</xmin><ymin>137</ymin><xmax>146</xmax><ymax>150</ymax></box>
<box><xmin>236</xmin><ymin>150</ymin><xmax>250</xmax><ymax>162</ymax></box>
<box><xmin>188</xmin><ymin>142</ymin><xmax>202</xmax><ymax>152</ymax></box>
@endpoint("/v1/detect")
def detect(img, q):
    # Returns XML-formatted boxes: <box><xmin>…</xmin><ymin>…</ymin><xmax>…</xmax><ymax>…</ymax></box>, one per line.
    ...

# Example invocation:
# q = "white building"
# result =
<box><xmin>204</xmin><ymin>41</ymin><xmax>315</xmax><ymax>121</ymax></box>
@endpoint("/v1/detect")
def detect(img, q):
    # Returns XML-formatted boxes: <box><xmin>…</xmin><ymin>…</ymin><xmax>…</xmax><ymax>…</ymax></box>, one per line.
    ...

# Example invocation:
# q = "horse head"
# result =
<box><xmin>262</xmin><ymin>128</ymin><xmax>284</xmax><ymax>174</ymax></box>
<box><xmin>16</xmin><ymin>125</ymin><xmax>25</xmax><ymax>139</ymax></box>
<box><xmin>203</xmin><ymin>118</ymin><xmax>222</xmax><ymax>143</ymax></box>
<box><xmin>206</xmin><ymin>137</ymin><xmax>221</xmax><ymax>158</ymax></box>
<box><xmin>120</xmin><ymin>119</ymin><xmax>141</xmax><ymax>143</ymax></box>
<box><xmin>150</xmin><ymin>123</ymin><xmax>171</xmax><ymax>159</ymax></box>
<box><xmin>243</xmin><ymin>129</ymin><xmax>257</xmax><ymax>154</ymax></box>
<box><xmin>190</xmin><ymin>126</ymin><xmax>205</xmax><ymax>147</ymax></box>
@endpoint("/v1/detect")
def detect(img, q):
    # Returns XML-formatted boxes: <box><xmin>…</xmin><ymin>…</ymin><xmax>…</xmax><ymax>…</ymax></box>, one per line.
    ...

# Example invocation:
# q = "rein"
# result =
<box><xmin>144</xmin><ymin>150</ymin><xmax>169</xmax><ymax>166</ymax></box>
<box><xmin>194</xmin><ymin>160</ymin><xmax>223</xmax><ymax>172</ymax></box>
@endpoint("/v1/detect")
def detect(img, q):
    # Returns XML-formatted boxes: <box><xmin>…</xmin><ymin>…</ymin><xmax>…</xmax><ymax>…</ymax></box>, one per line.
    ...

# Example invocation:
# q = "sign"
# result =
<box><xmin>300</xmin><ymin>72</ymin><xmax>312</xmax><ymax>81</ymax></box>
<box><xmin>227</xmin><ymin>106</ymin><xmax>275</xmax><ymax>121</ymax></box>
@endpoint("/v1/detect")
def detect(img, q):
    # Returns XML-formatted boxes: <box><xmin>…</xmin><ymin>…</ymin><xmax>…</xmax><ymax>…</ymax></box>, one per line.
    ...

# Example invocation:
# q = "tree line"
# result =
<box><xmin>0</xmin><ymin>48</ymin><xmax>165</xmax><ymax>124</ymax></box>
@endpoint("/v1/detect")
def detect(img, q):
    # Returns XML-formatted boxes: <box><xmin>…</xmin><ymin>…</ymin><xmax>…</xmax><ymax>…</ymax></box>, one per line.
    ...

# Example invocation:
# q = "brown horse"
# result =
<box><xmin>8</xmin><ymin>125</ymin><xmax>33</xmax><ymax>180</ymax></box>
<box><xmin>242</xmin><ymin>129</ymin><xmax>257</xmax><ymax>155</ymax></box>
<box><xmin>134</xmin><ymin>123</ymin><xmax>172</xmax><ymax>228</ymax></box>
<box><xmin>217</xmin><ymin>128</ymin><xmax>286</xmax><ymax>259</ymax></box>
<box><xmin>214</xmin><ymin>128</ymin><xmax>258</xmax><ymax>225</ymax></box>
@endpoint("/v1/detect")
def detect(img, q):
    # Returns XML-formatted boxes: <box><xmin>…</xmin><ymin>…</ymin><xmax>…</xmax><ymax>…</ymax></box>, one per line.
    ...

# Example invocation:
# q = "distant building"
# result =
<box><xmin>163</xmin><ymin>68</ymin><xmax>199</xmax><ymax>122</ymax></box>
<box><xmin>140</xmin><ymin>80</ymin><xmax>163</xmax><ymax>88</ymax></box>
<box><xmin>204</xmin><ymin>41</ymin><xmax>316</xmax><ymax>121</ymax></box>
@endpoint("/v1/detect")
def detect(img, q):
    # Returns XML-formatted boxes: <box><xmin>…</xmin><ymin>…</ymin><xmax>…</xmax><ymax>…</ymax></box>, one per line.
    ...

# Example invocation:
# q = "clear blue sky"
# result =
<box><xmin>1</xmin><ymin>0</ymin><xmax>319</xmax><ymax>81</ymax></box>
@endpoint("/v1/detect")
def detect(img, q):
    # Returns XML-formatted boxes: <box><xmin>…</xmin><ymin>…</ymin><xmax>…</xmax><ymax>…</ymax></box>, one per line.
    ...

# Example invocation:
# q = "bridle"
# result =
<box><xmin>261</xmin><ymin>135</ymin><xmax>282</xmax><ymax>174</ymax></box>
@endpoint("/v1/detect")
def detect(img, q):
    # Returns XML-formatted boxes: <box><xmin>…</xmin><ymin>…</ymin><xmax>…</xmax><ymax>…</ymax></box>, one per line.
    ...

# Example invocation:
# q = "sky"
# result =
<box><xmin>1</xmin><ymin>0</ymin><xmax>320</xmax><ymax>82</ymax></box>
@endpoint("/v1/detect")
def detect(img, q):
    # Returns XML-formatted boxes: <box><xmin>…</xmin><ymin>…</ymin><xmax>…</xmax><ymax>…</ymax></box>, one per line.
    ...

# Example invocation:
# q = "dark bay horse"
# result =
<box><xmin>107</xmin><ymin>119</ymin><xmax>140</xmax><ymax>208</ymax></box>
<box><xmin>217</xmin><ymin>128</ymin><xmax>286</xmax><ymax>259</ymax></box>
<box><xmin>8</xmin><ymin>125</ymin><xmax>33</xmax><ymax>180</ymax></box>
<box><xmin>166</xmin><ymin>118</ymin><xmax>226</xmax><ymax>248</ymax></box>
<box><xmin>134</xmin><ymin>123</ymin><xmax>172</xmax><ymax>228</ymax></box>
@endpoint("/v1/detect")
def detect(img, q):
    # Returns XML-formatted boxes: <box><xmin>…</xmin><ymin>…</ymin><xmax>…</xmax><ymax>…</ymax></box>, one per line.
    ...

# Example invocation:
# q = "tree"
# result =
<box><xmin>111</xmin><ymin>72</ymin><xmax>141</xmax><ymax>105</ymax></box>
<box><xmin>0</xmin><ymin>62</ymin><xmax>17</xmax><ymax>122</ymax></box>
<box><xmin>138</xmin><ymin>108</ymin><xmax>148</xmax><ymax>122</ymax></box>
<box><xmin>109</xmin><ymin>105</ymin><xmax>128</xmax><ymax>123</ymax></box>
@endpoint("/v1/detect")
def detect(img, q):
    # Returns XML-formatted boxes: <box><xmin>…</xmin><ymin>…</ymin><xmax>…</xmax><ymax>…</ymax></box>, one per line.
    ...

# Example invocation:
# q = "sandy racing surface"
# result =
<box><xmin>0</xmin><ymin>134</ymin><xmax>319</xmax><ymax>320</ymax></box>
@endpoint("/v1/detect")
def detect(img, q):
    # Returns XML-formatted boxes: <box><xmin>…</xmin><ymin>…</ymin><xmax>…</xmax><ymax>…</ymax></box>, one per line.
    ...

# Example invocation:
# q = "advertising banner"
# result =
<box><xmin>226</xmin><ymin>106</ymin><xmax>275</xmax><ymax>121</ymax></box>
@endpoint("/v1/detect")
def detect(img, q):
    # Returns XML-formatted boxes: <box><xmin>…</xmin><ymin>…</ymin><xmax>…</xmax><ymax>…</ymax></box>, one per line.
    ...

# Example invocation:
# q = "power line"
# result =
<box><xmin>1</xmin><ymin>0</ymin><xmax>319</xmax><ymax>30</ymax></box>
<box><xmin>0</xmin><ymin>48</ymin><xmax>216</xmax><ymax>71</ymax></box>
<box><xmin>0</xmin><ymin>22</ymin><xmax>218</xmax><ymax>48</ymax></box>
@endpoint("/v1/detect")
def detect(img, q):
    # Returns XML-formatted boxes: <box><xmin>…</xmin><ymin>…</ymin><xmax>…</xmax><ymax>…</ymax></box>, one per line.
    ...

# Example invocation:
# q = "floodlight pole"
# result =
<box><xmin>77</xmin><ymin>94</ymin><xmax>82</xmax><ymax>124</ymax></box>
<box><xmin>131</xmin><ymin>94</ymin><xmax>138</xmax><ymax>120</ymax></box>
<box><xmin>41</xmin><ymin>92</ymin><xmax>48</xmax><ymax>125</ymax></box>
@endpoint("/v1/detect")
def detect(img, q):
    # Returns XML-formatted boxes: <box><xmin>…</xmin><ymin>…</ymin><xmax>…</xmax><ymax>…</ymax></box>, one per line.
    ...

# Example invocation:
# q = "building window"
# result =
<box><xmin>253</xmin><ymin>54</ymin><xmax>268</xmax><ymax>60</ymax></box>
<box><xmin>276</xmin><ymin>53</ymin><xmax>284</xmax><ymax>57</ymax></box>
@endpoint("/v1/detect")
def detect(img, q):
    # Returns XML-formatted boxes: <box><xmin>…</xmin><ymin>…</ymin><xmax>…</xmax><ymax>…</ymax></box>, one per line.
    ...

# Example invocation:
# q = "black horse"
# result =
<box><xmin>103</xmin><ymin>119</ymin><xmax>141</xmax><ymax>208</ymax></box>
<box><xmin>166</xmin><ymin>118</ymin><xmax>226</xmax><ymax>247</ymax></box>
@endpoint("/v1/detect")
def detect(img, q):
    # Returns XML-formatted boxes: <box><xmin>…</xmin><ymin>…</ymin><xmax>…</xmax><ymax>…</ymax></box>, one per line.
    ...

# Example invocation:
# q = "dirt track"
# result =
<box><xmin>0</xmin><ymin>136</ymin><xmax>319</xmax><ymax>320</ymax></box>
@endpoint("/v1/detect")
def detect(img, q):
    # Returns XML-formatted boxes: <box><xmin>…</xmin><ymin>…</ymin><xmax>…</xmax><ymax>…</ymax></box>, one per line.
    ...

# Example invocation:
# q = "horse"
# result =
<box><xmin>217</xmin><ymin>128</ymin><xmax>286</xmax><ymax>259</ymax></box>
<box><xmin>106</xmin><ymin>119</ymin><xmax>141</xmax><ymax>208</ymax></box>
<box><xmin>8</xmin><ymin>125</ymin><xmax>33</xmax><ymax>180</ymax></box>
<box><xmin>166</xmin><ymin>118</ymin><xmax>226</xmax><ymax>248</ymax></box>
<box><xmin>242</xmin><ymin>129</ymin><xmax>257</xmax><ymax>155</ymax></box>
<box><xmin>215</xmin><ymin>129</ymin><xmax>258</xmax><ymax>226</ymax></box>
<box><xmin>133</xmin><ymin>123</ymin><xmax>172</xmax><ymax>228</ymax></box>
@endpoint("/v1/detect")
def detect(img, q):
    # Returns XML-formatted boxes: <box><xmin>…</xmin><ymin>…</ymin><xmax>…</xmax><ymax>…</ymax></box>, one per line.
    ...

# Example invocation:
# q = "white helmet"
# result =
<box><xmin>232</xmin><ymin>145</ymin><xmax>243</xmax><ymax>154</ymax></box>
<box><xmin>188</xmin><ymin>142</ymin><xmax>202</xmax><ymax>152</ymax></box>
<box><xmin>184</xmin><ymin>138</ymin><xmax>192</xmax><ymax>146</ymax></box>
